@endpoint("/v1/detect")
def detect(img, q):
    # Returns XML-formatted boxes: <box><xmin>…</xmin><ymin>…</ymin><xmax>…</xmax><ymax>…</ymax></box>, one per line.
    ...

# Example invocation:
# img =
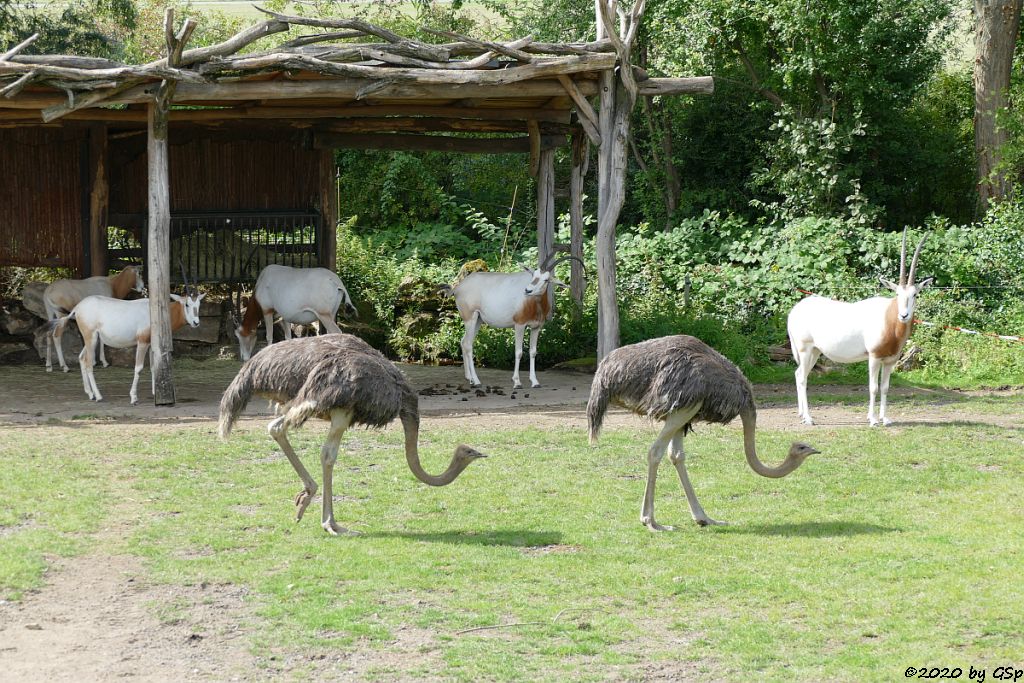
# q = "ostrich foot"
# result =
<box><xmin>294</xmin><ymin>489</ymin><xmax>316</xmax><ymax>521</ymax></box>
<box><xmin>322</xmin><ymin>518</ymin><xmax>358</xmax><ymax>536</ymax></box>
<box><xmin>696</xmin><ymin>517</ymin><xmax>728</xmax><ymax>527</ymax></box>
<box><xmin>641</xmin><ymin>517</ymin><xmax>674</xmax><ymax>532</ymax></box>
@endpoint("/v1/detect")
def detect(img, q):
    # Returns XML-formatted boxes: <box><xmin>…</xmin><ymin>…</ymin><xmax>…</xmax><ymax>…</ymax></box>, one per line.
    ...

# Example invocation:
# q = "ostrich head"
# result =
<box><xmin>453</xmin><ymin>444</ymin><xmax>488</xmax><ymax>463</ymax></box>
<box><xmin>880</xmin><ymin>229</ymin><xmax>934</xmax><ymax>324</ymax></box>
<box><xmin>788</xmin><ymin>442</ymin><xmax>820</xmax><ymax>461</ymax></box>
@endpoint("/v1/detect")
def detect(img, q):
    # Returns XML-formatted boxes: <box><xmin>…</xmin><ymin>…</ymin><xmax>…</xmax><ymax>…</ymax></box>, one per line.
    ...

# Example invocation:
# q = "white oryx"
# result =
<box><xmin>440</xmin><ymin>254</ymin><xmax>585</xmax><ymax>389</ymax></box>
<box><xmin>43</xmin><ymin>265</ymin><xmax>145</xmax><ymax>372</ymax></box>
<box><xmin>787</xmin><ymin>230</ymin><xmax>933</xmax><ymax>426</ymax></box>
<box><xmin>49</xmin><ymin>290</ymin><xmax>204</xmax><ymax>404</ymax></box>
<box><xmin>234</xmin><ymin>265</ymin><xmax>357</xmax><ymax>361</ymax></box>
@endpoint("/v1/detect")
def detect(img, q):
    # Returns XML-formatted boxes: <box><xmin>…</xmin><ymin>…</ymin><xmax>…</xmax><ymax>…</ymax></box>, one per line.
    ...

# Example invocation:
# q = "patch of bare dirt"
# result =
<box><xmin>0</xmin><ymin>553</ymin><xmax>258</xmax><ymax>682</ymax></box>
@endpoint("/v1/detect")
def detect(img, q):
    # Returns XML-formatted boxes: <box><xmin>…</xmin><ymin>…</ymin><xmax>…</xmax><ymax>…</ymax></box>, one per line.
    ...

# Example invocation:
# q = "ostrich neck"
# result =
<box><xmin>401</xmin><ymin>415</ymin><xmax>468</xmax><ymax>487</ymax></box>
<box><xmin>740</xmin><ymin>408</ymin><xmax>804</xmax><ymax>479</ymax></box>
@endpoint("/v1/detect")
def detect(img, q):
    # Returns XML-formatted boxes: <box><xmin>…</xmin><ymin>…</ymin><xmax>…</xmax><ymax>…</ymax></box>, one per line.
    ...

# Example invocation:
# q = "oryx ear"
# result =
<box><xmin>552</xmin><ymin>277</ymin><xmax>568</xmax><ymax>290</ymax></box>
<box><xmin>169</xmin><ymin>293</ymin><xmax>184</xmax><ymax>302</ymax></box>
<box><xmin>916</xmin><ymin>276</ymin><xmax>934</xmax><ymax>290</ymax></box>
<box><xmin>879</xmin><ymin>277</ymin><xmax>898</xmax><ymax>291</ymax></box>
<box><xmin>196</xmin><ymin>292</ymin><xmax>206</xmax><ymax>301</ymax></box>
<box><xmin>522</xmin><ymin>264</ymin><xmax>533</xmax><ymax>273</ymax></box>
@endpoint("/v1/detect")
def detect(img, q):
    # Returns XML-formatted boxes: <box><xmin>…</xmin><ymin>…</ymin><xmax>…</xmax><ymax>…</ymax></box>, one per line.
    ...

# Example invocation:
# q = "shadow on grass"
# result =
<box><xmin>717</xmin><ymin>520</ymin><xmax>901</xmax><ymax>537</ymax></box>
<box><xmin>364</xmin><ymin>528</ymin><xmax>563</xmax><ymax>547</ymax></box>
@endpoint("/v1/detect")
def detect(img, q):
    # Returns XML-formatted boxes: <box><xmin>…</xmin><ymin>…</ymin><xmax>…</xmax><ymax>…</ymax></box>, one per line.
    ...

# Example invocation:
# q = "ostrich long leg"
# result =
<box><xmin>668</xmin><ymin>432</ymin><xmax>726</xmax><ymax>527</ymax></box>
<box><xmin>320</xmin><ymin>409</ymin><xmax>355</xmax><ymax>536</ymax></box>
<box><xmin>268</xmin><ymin>415</ymin><xmax>319</xmax><ymax>521</ymax></box>
<box><xmin>640</xmin><ymin>405</ymin><xmax>701</xmax><ymax>531</ymax></box>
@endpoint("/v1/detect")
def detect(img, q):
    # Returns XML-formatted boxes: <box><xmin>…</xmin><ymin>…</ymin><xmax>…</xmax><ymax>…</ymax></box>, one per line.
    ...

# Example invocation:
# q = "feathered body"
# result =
<box><xmin>589</xmin><ymin>335</ymin><xmax>755</xmax><ymax>440</ymax></box>
<box><xmin>586</xmin><ymin>334</ymin><xmax>817</xmax><ymax>530</ymax></box>
<box><xmin>219</xmin><ymin>334</ymin><xmax>414</xmax><ymax>437</ymax></box>
<box><xmin>217</xmin><ymin>333</ymin><xmax>485</xmax><ymax>535</ymax></box>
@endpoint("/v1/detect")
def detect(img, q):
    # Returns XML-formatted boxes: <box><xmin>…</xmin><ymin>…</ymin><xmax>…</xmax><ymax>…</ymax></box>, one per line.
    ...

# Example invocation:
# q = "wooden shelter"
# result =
<box><xmin>0</xmin><ymin>5</ymin><xmax>712</xmax><ymax>404</ymax></box>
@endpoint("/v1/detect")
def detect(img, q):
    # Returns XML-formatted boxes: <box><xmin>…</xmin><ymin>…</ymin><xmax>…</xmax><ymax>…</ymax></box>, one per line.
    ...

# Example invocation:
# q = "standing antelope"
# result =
<box><xmin>787</xmin><ymin>230</ymin><xmax>933</xmax><ymax>426</ymax></box>
<box><xmin>439</xmin><ymin>255</ymin><xmax>585</xmax><ymax>389</ymax></box>
<box><xmin>42</xmin><ymin>266</ymin><xmax>145</xmax><ymax>372</ymax></box>
<box><xmin>49</xmin><ymin>291</ymin><xmax>204</xmax><ymax>404</ymax></box>
<box><xmin>234</xmin><ymin>265</ymin><xmax>357</xmax><ymax>361</ymax></box>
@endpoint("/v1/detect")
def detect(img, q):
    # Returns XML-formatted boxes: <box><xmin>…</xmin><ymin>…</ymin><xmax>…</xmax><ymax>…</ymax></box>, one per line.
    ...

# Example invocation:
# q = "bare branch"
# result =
<box><xmin>1</xmin><ymin>33</ymin><xmax>39</xmax><ymax>62</ymax></box>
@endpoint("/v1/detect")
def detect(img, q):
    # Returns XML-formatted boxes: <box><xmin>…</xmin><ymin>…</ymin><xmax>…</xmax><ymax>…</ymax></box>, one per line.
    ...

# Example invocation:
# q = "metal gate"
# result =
<box><xmin>139</xmin><ymin>211</ymin><xmax>324</xmax><ymax>285</ymax></box>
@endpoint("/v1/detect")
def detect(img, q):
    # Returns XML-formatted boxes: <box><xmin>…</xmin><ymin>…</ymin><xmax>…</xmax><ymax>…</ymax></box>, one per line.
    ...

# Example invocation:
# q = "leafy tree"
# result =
<box><xmin>0</xmin><ymin>0</ymin><xmax>136</xmax><ymax>58</ymax></box>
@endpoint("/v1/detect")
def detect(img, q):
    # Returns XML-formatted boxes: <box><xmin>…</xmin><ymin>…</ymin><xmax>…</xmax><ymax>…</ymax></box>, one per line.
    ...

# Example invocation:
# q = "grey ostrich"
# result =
<box><xmin>218</xmin><ymin>333</ymin><xmax>486</xmax><ymax>535</ymax></box>
<box><xmin>588</xmin><ymin>335</ymin><xmax>819</xmax><ymax>530</ymax></box>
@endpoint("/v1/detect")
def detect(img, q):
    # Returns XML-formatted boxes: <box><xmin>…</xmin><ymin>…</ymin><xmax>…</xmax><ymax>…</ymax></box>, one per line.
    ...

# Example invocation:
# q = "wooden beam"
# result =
<box><xmin>527</xmin><ymin>120</ymin><xmax>541</xmax><ymax>177</ymax></box>
<box><xmin>319</xmin><ymin>149</ymin><xmax>338</xmax><ymax>272</ymax></box>
<box><xmin>557</xmin><ymin>75</ymin><xmax>601</xmax><ymax>145</ymax></box>
<box><xmin>569</xmin><ymin>132</ymin><xmax>588</xmax><ymax>308</ymax></box>
<box><xmin>88</xmin><ymin>123</ymin><xmax>109</xmax><ymax>276</ymax></box>
<box><xmin>316</xmin><ymin>117</ymin><xmax>572</xmax><ymax>135</ymax></box>
<box><xmin>313</xmin><ymin>132</ymin><xmax>567</xmax><ymax>154</ymax></box>
<box><xmin>638</xmin><ymin>76</ymin><xmax>714</xmax><ymax>96</ymax></box>
<box><xmin>536</xmin><ymin>147</ymin><xmax>556</xmax><ymax>316</ymax></box>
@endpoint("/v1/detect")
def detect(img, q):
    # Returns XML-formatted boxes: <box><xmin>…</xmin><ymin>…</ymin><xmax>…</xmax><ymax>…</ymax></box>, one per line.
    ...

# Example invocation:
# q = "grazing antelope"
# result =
<box><xmin>439</xmin><ymin>255</ymin><xmax>585</xmax><ymax>389</ymax></box>
<box><xmin>234</xmin><ymin>265</ymin><xmax>357</xmax><ymax>361</ymax></box>
<box><xmin>42</xmin><ymin>266</ymin><xmax>145</xmax><ymax>372</ymax></box>
<box><xmin>49</xmin><ymin>291</ymin><xmax>204</xmax><ymax>404</ymax></box>
<box><xmin>787</xmin><ymin>230</ymin><xmax>933</xmax><ymax>426</ymax></box>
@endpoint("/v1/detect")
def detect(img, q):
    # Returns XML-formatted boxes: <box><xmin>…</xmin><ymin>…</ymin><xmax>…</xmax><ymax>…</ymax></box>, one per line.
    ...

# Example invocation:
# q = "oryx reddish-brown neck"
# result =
<box><xmin>871</xmin><ymin>298</ymin><xmax>913</xmax><ymax>359</ymax></box>
<box><xmin>109</xmin><ymin>268</ymin><xmax>137</xmax><ymax>298</ymax></box>
<box><xmin>138</xmin><ymin>301</ymin><xmax>187</xmax><ymax>344</ymax></box>
<box><xmin>241</xmin><ymin>296</ymin><xmax>263</xmax><ymax>334</ymax></box>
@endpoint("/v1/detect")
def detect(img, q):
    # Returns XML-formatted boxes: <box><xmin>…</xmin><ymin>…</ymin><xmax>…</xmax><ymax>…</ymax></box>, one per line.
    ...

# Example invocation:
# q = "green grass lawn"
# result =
<box><xmin>2</xmin><ymin>398</ymin><xmax>1023</xmax><ymax>680</ymax></box>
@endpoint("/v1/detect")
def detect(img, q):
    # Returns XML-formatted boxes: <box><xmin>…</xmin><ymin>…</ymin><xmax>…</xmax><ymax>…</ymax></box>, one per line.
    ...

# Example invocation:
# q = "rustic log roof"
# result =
<box><xmin>0</xmin><ymin>7</ymin><xmax>713</xmax><ymax>140</ymax></box>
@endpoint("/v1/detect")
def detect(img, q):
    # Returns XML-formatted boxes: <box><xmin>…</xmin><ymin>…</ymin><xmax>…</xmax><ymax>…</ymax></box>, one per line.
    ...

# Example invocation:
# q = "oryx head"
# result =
<box><xmin>174</xmin><ymin>264</ymin><xmax>204</xmax><ymax>329</ymax></box>
<box><xmin>522</xmin><ymin>254</ymin><xmax>587</xmax><ymax>297</ymax></box>
<box><xmin>880</xmin><ymin>229</ymin><xmax>934</xmax><ymax>324</ymax></box>
<box><xmin>340</xmin><ymin>285</ymin><xmax>358</xmax><ymax>319</ymax></box>
<box><xmin>128</xmin><ymin>265</ymin><xmax>146</xmax><ymax>294</ymax></box>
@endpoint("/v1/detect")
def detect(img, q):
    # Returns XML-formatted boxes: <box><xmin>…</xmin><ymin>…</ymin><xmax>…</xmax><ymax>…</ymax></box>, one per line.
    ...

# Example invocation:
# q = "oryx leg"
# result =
<box><xmin>641</xmin><ymin>405</ymin><xmax>702</xmax><ymax>531</ymax></box>
<box><xmin>129</xmin><ymin>341</ymin><xmax>149</xmax><ymax>405</ymax></box>
<box><xmin>306</xmin><ymin>308</ymin><xmax>342</xmax><ymax>335</ymax></box>
<box><xmin>263</xmin><ymin>311</ymin><xmax>275</xmax><ymax>348</ymax></box>
<box><xmin>878</xmin><ymin>360</ymin><xmax>897</xmax><ymax>426</ymax></box>
<box><xmin>319</xmin><ymin>409</ymin><xmax>356</xmax><ymax>536</ymax></box>
<box><xmin>79</xmin><ymin>331</ymin><xmax>102</xmax><ymax>401</ymax></box>
<box><xmin>794</xmin><ymin>345</ymin><xmax>820</xmax><ymax>425</ymax></box>
<box><xmin>528</xmin><ymin>325</ymin><xmax>541</xmax><ymax>388</ymax></box>
<box><xmin>268</xmin><ymin>415</ymin><xmax>319</xmax><ymax>523</ymax></box>
<box><xmin>512</xmin><ymin>324</ymin><xmax>527</xmax><ymax>389</ymax></box>
<box><xmin>460</xmin><ymin>311</ymin><xmax>482</xmax><ymax>386</ymax></box>
<box><xmin>867</xmin><ymin>355</ymin><xmax>882</xmax><ymax>426</ymax></box>
<box><xmin>668</xmin><ymin>419</ymin><xmax>726</xmax><ymax>527</ymax></box>
<box><xmin>98</xmin><ymin>336</ymin><xmax>108</xmax><ymax>368</ymax></box>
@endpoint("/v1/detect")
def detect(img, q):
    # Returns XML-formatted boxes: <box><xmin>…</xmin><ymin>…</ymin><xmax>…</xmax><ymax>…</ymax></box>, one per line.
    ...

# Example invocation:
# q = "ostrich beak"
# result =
<box><xmin>807</xmin><ymin>447</ymin><xmax>820</xmax><ymax>455</ymax></box>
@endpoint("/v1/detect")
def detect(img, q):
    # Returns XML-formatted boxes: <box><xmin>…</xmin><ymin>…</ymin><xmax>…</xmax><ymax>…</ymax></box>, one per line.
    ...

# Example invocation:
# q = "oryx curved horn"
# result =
<box><xmin>543</xmin><ymin>254</ymin><xmax>588</xmax><ymax>278</ymax></box>
<box><xmin>898</xmin><ymin>228</ymin><xmax>908</xmax><ymax>286</ymax></box>
<box><xmin>179</xmin><ymin>260</ymin><xmax>194</xmax><ymax>298</ymax></box>
<box><xmin>907</xmin><ymin>233</ymin><xmax>928</xmax><ymax>285</ymax></box>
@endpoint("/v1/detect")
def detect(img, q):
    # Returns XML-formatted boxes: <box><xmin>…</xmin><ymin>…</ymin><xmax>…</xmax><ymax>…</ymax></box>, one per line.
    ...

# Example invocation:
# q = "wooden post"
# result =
<box><xmin>594</xmin><ymin>0</ymin><xmax>645</xmax><ymax>361</ymax></box>
<box><xmin>88</xmin><ymin>123</ymin><xmax>109</xmax><ymax>276</ymax></box>
<box><xmin>319</xmin><ymin>148</ymin><xmax>338</xmax><ymax>271</ymax></box>
<box><xmin>569</xmin><ymin>132</ymin><xmax>588</xmax><ymax>310</ymax></box>
<box><xmin>536</xmin><ymin>147</ymin><xmax>556</xmax><ymax>318</ymax></box>
<box><xmin>147</xmin><ymin>99</ymin><xmax>175</xmax><ymax>406</ymax></box>
<box><xmin>147</xmin><ymin>9</ymin><xmax>197</xmax><ymax>406</ymax></box>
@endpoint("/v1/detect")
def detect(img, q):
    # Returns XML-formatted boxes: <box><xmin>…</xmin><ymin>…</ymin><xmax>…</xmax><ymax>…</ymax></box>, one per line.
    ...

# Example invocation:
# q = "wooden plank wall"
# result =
<box><xmin>109</xmin><ymin>133</ymin><xmax>322</xmax><ymax>215</ymax></box>
<box><xmin>0</xmin><ymin>128</ymin><xmax>87</xmax><ymax>272</ymax></box>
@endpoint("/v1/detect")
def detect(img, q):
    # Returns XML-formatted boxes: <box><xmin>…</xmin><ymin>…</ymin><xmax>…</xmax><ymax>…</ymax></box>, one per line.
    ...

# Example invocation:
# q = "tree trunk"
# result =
<box><xmin>974</xmin><ymin>0</ymin><xmax>1023</xmax><ymax>213</ymax></box>
<box><xmin>536</xmin><ymin>148</ymin><xmax>556</xmax><ymax>319</ymax></box>
<box><xmin>319</xmin><ymin>149</ymin><xmax>338</xmax><ymax>271</ymax></box>
<box><xmin>596</xmin><ymin>68</ymin><xmax>630</xmax><ymax>360</ymax></box>
<box><xmin>147</xmin><ymin>100</ymin><xmax>175</xmax><ymax>406</ymax></box>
